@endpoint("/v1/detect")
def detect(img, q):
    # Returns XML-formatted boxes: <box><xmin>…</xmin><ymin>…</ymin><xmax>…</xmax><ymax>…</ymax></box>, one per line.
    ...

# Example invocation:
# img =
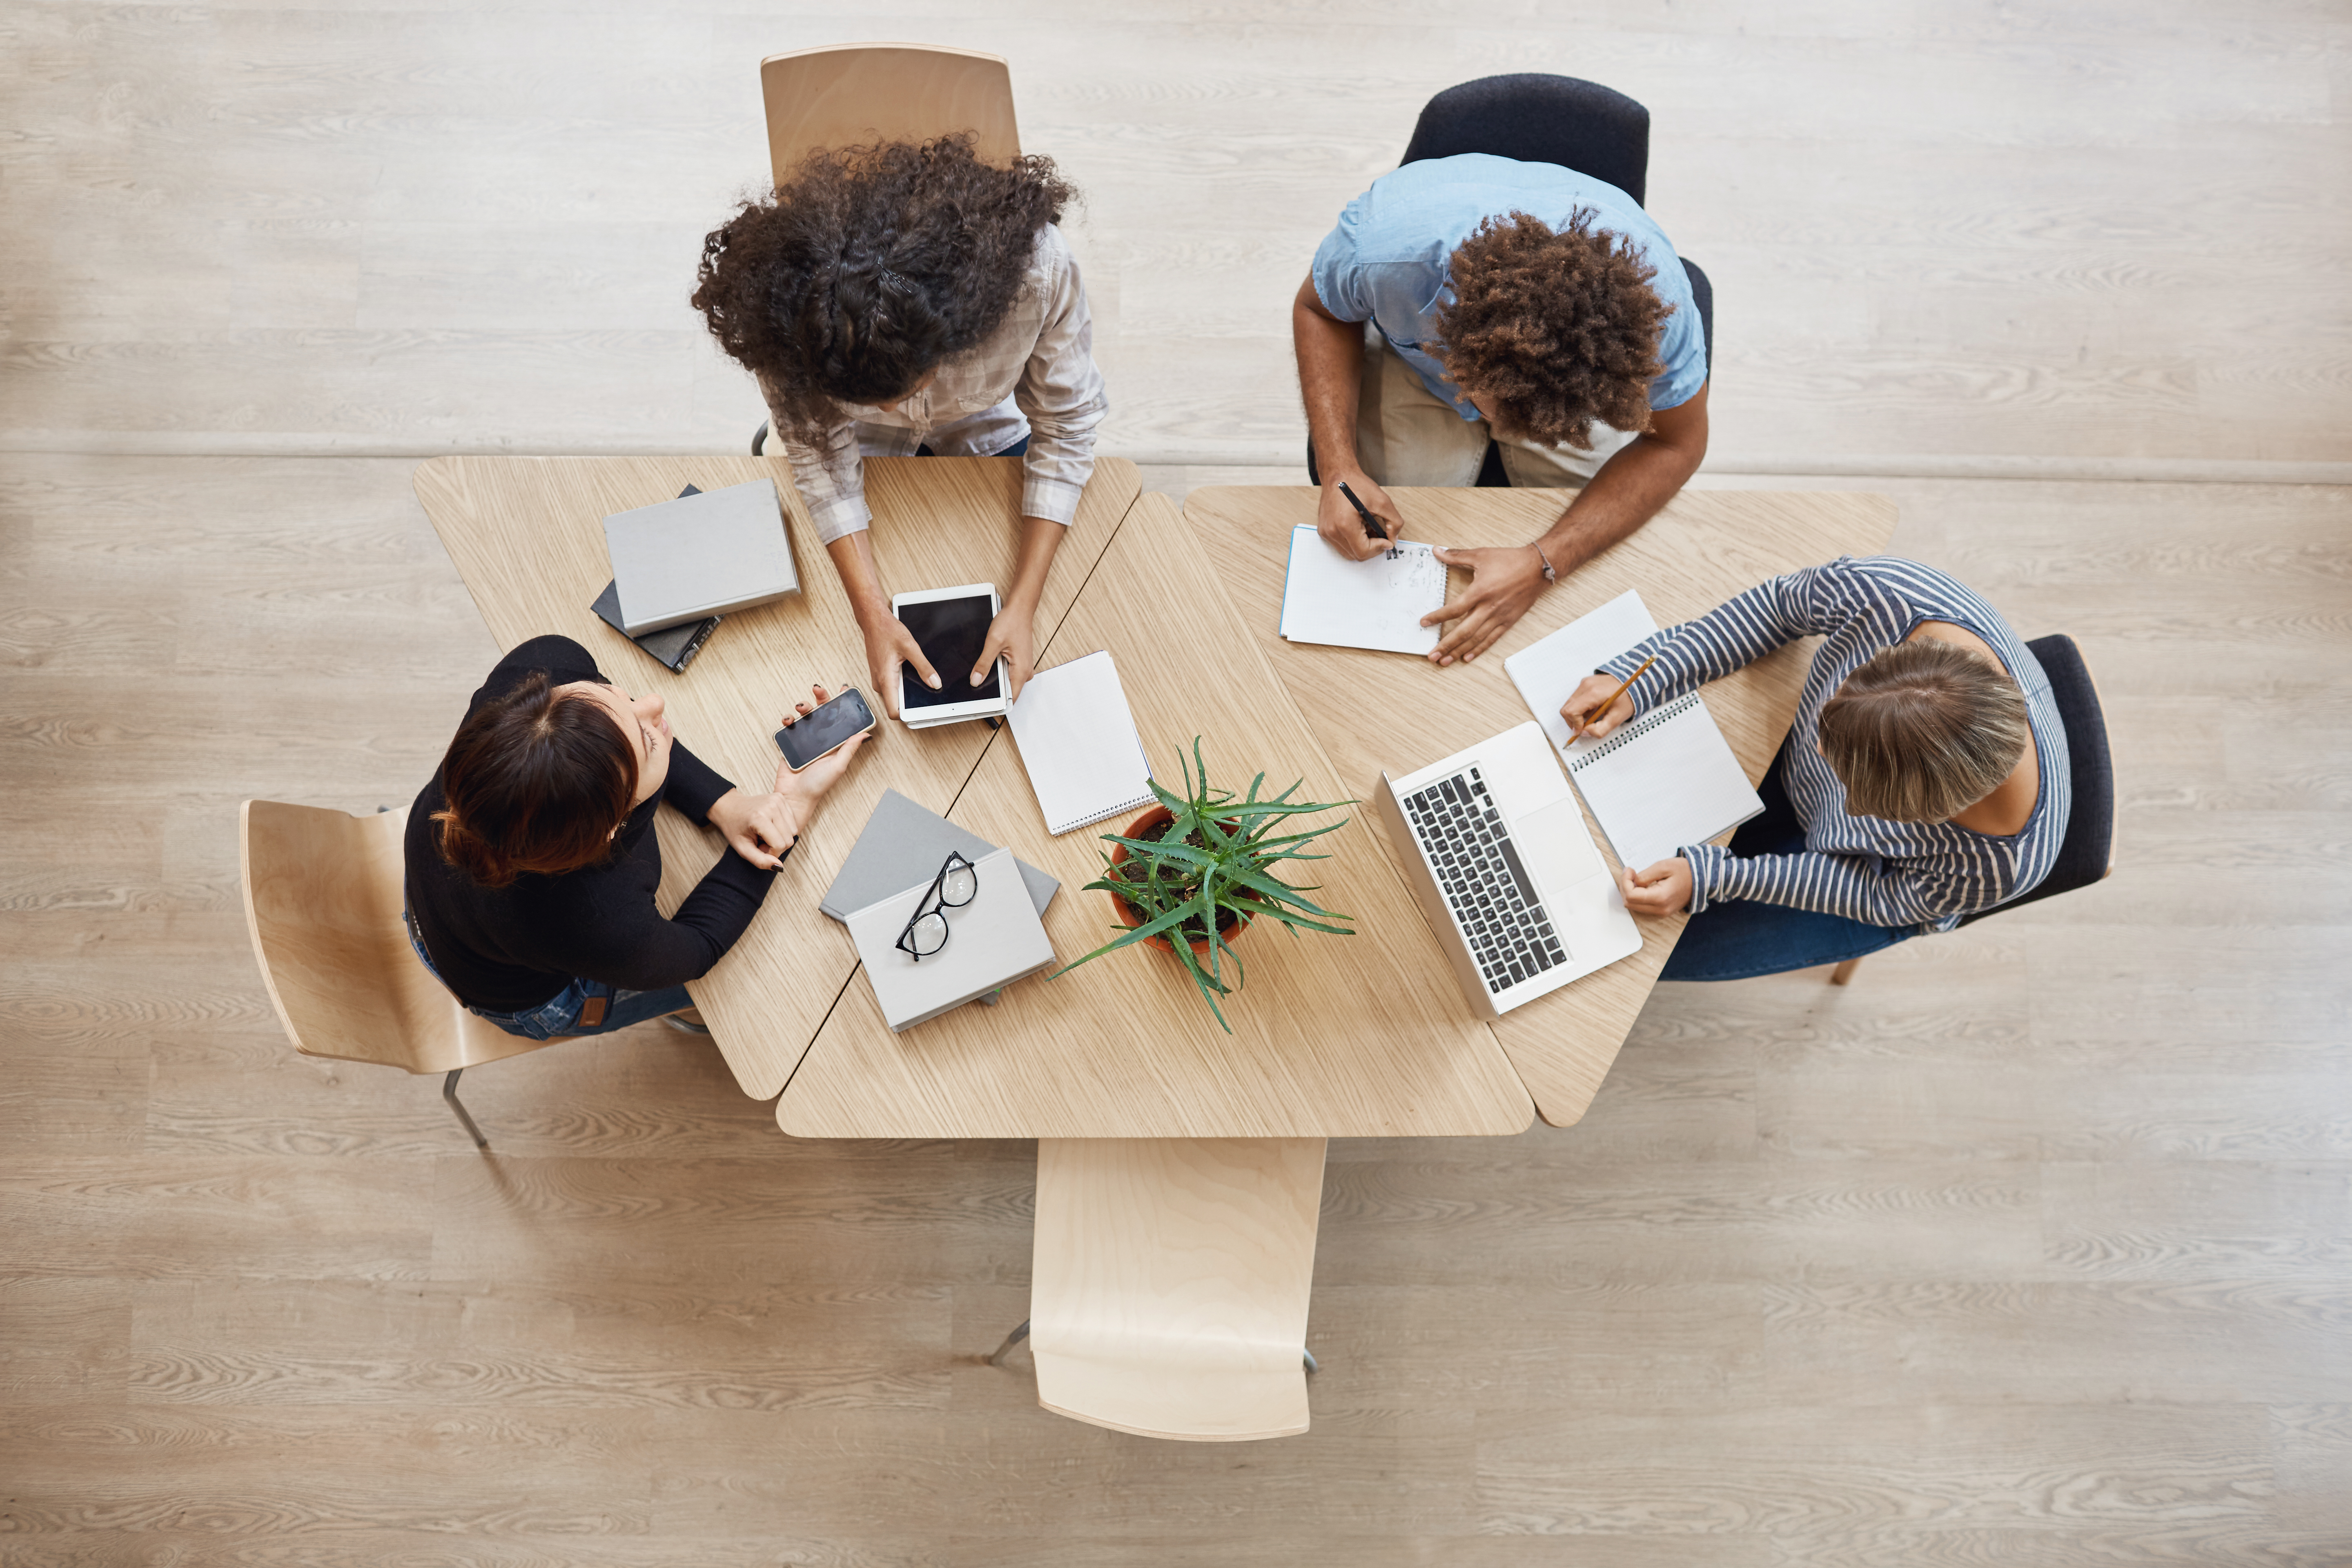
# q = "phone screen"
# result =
<box><xmin>775</xmin><ymin>687</ymin><xmax>875</xmax><ymax>770</ymax></box>
<box><xmin>898</xmin><ymin>593</ymin><xmax>1000</xmax><ymax>710</ymax></box>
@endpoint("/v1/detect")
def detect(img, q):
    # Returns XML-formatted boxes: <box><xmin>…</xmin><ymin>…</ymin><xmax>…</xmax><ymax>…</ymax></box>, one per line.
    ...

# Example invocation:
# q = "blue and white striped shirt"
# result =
<box><xmin>1599</xmin><ymin>557</ymin><xmax>2070</xmax><ymax>930</ymax></box>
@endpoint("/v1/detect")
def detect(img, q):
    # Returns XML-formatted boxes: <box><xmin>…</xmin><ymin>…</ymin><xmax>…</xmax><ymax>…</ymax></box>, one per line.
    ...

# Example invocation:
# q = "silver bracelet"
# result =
<box><xmin>1531</xmin><ymin>542</ymin><xmax>1557</xmax><ymax>583</ymax></box>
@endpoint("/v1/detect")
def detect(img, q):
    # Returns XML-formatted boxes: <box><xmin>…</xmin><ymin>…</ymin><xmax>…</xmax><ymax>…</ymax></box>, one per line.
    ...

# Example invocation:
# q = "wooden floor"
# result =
<box><xmin>2</xmin><ymin>1</ymin><xmax>2347</xmax><ymax>473</ymax></box>
<box><xmin>2</xmin><ymin>457</ymin><xmax>2347</xmax><ymax>1564</ymax></box>
<box><xmin>4</xmin><ymin>0</ymin><xmax>2351</xmax><ymax>1562</ymax></box>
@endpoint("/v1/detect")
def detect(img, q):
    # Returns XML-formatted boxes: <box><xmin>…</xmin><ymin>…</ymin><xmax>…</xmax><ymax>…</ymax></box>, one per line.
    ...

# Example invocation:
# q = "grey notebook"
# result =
<box><xmin>820</xmin><ymin>789</ymin><xmax>1059</xmax><ymax>924</ymax></box>
<box><xmin>845</xmin><ymin>848</ymin><xmax>1056</xmax><ymax>1033</ymax></box>
<box><xmin>604</xmin><ymin>477</ymin><xmax>800</xmax><ymax>635</ymax></box>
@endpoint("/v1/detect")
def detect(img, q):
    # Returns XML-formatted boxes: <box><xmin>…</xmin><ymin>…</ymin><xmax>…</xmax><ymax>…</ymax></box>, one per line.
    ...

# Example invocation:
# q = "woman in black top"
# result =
<box><xmin>403</xmin><ymin>635</ymin><xmax>865</xmax><ymax>1039</ymax></box>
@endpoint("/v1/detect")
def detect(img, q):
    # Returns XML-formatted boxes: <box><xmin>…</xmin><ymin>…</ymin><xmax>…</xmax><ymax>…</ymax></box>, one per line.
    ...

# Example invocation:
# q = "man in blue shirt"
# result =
<box><xmin>1294</xmin><ymin>153</ymin><xmax>1710</xmax><ymax>665</ymax></box>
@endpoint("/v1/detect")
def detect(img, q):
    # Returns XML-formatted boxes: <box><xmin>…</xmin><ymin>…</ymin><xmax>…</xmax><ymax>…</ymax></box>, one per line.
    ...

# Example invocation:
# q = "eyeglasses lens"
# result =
<box><xmin>939</xmin><ymin>862</ymin><xmax>978</xmax><ymax>907</ymax></box>
<box><xmin>907</xmin><ymin>911</ymin><xmax>950</xmax><ymax>956</ymax></box>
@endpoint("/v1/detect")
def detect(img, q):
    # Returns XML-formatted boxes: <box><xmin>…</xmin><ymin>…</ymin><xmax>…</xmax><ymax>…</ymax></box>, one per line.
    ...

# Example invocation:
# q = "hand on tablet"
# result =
<box><xmin>977</xmin><ymin>602</ymin><xmax>1037</xmax><ymax>703</ymax></box>
<box><xmin>857</xmin><ymin>611</ymin><xmax>940</xmax><ymax>719</ymax></box>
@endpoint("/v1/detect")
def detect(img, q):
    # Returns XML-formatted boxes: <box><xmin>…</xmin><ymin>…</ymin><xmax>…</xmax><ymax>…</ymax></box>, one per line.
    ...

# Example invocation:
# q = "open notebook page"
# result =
<box><xmin>1278</xmin><ymin>525</ymin><xmax>1448</xmax><ymax>656</ymax></box>
<box><xmin>1505</xmin><ymin>589</ymin><xmax>1762</xmax><ymax>871</ymax></box>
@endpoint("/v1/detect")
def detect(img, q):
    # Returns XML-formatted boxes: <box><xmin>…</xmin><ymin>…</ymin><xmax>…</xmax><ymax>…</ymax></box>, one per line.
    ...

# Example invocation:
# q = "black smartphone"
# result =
<box><xmin>775</xmin><ymin>687</ymin><xmax>877</xmax><ymax>771</ymax></box>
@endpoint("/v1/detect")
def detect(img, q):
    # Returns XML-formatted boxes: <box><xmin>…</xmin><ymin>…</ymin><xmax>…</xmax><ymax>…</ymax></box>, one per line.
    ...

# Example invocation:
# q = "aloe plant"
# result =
<box><xmin>1051</xmin><ymin>738</ymin><xmax>1354</xmax><ymax>1031</ymax></box>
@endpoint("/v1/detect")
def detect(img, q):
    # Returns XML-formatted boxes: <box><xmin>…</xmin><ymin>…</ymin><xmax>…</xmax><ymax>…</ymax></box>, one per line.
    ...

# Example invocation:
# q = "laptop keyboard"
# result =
<box><xmin>1403</xmin><ymin>768</ymin><xmax>1569</xmax><ymax>994</ymax></box>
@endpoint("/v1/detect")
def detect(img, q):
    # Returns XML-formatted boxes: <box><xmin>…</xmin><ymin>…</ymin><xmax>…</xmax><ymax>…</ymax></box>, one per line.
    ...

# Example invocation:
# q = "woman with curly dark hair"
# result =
<box><xmin>693</xmin><ymin>136</ymin><xmax>1106</xmax><ymax>711</ymax></box>
<box><xmin>1293</xmin><ymin>153</ymin><xmax>1709</xmax><ymax>669</ymax></box>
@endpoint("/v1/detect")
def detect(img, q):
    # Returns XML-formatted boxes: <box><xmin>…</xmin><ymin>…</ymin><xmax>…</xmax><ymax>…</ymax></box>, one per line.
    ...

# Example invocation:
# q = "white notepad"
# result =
<box><xmin>1278</xmin><ymin>525</ymin><xmax>1448</xmax><ymax>656</ymax></box>
<box><xmin>1504</xmin><ymin>589</ymin><xmax>1764</xmax><ymax>871</ymax></box>
<box><xmin>1004</xmin><ymin>650</ymin><xmax>1157</xmax><ymax>835</ymax></box>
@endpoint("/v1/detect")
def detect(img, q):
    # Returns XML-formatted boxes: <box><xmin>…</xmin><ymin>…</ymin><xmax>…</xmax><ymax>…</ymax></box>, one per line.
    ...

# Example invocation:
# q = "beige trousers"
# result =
<box><xmin>1352</xmin><ymin>326</ymin><xmax>1639</xmax><ymax>489</ymax></box>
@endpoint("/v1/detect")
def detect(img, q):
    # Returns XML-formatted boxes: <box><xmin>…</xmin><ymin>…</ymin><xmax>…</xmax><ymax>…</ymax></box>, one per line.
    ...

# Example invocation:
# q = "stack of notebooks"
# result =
<box><xmin>822</xmin><ymin>790</ymin><xmax>1059</xmax><ymax>1033</ymax></box>
<box><xmin>592</xmin><ymin>479</ymin><xmax>802</xmax><ymax>672</ymax></box>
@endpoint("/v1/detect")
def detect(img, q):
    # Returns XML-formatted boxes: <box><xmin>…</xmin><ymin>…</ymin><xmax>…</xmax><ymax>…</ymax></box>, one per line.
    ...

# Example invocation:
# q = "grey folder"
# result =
<box><xmin>845</xmin><ymin>848</ymin><xmax>1057</xmax><ymax>1033</ymax></box>
<box><xmin>603</xmin><ymin>478</ymin><xmax>800</xmax><ymax>635</ymax></box>
<box><xmin>820</xmin><ymin>789</ymin><xmax>1059</xmax><ymax>924</ymax></box>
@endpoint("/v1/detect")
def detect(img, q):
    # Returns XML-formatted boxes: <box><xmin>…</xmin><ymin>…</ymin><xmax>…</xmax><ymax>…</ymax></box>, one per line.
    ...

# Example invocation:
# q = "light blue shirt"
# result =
<box><xmin>1311</xmin><ymin>153</ymin><xmax>1707</xmax><ymax>422</ymax></box>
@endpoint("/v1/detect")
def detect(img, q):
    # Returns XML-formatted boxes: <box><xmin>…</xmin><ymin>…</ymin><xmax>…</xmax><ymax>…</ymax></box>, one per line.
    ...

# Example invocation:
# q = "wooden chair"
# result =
<box><xmin>758</xmin><ymin>42</ymin><xmax>1019</xmax><ymax>191</ymax></box>
<box><xmin>239</xmin><ymin>799</ymin><xmax>561</xmax><ymax>1148</ymax></box>
<box><xmin>989</xmin><ymin>1138</ymin><xmax>1327</xmax><ymax>1442</ymax></box>
<box><xmin>1831</xmin><ymin>634</ymin><xmax>2116</xmax><ymax>984</ymax></box>
<box><xmin>748</xmin><ymin>43</ymin><xmax>1023</xmax><ymax>457</ymax></box>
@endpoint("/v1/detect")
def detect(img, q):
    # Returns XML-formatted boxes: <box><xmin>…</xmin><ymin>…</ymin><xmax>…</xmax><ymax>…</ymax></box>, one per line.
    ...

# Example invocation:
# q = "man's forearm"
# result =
<box><xmin>1293</xmin><ymin>291</ymin><xmax>1367</xmax><ymax>479</ymax></box>
<box><xmin>1535</xmin><ymin>430</ymin><xmax>1705</xmax><ymax>575</ymax></box>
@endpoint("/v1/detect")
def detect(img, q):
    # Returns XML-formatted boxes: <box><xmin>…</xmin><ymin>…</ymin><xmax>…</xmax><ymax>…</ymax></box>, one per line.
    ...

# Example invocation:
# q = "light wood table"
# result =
<box><xmin>775</xmin><ymin>494</ymin><xmax>1535</xmax><ymax>1139</ymax></box>
<box><xmin>1185</xmin><ymin>487</ymin><xmax>1900</xmax><ymax>1127</ymax></box>
<box><xmin>411</xmin><ymin>454</ymin><xmax>1141</xmax><ymax>1099</ymax></box>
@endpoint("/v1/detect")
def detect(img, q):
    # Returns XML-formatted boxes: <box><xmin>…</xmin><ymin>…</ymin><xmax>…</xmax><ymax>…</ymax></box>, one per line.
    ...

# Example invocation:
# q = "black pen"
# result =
<box><xmin>1334</xmin><ymin>479</ymin><xmax>1391</xmax><ymax>543</ymax></box>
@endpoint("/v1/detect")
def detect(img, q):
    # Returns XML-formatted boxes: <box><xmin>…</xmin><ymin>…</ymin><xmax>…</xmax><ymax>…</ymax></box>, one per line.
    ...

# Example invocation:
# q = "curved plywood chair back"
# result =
<box><xmin>759</xmin><ymin>44</ymin><xmax>1020</xmax><ymax>189</ymax></box>
<box><xmin>1029</xmin><ymin>1137</ymin><xmax>1327</xmax><ymax>1442</ymax></box>
<box><xmin>239</xmin><ymin>800</ymin><xmax>550</xmax><ymax>1076</ymax></box>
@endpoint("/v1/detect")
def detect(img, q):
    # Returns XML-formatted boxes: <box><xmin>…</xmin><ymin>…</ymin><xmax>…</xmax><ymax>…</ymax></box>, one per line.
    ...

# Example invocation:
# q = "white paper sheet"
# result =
<box><xmin>1504</xmin><ymin>590</ymin><xmax>1762</xmax><ymax>870</ymax></box>
<box><xmin>1503</xmin><ymin>588</ymin><xmax>1659</xmax><ymax>750</ymax></box>
<box><xmin>1278</xmin><ymin>525</ymin><xmax>1448</xmax><ymax>656</ymax></box>
<box><xmin>1004</xmin><ymin>650</ymin><xmax>1157</xmax><ymax>835</ymax></box>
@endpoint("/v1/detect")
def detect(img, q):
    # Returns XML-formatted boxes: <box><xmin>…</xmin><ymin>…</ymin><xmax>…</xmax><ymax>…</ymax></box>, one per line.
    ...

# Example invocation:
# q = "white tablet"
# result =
<box><xmin>892</xmin><ymin>583</ymin><xmax>1008</xmax><ymax>726</ymax></box>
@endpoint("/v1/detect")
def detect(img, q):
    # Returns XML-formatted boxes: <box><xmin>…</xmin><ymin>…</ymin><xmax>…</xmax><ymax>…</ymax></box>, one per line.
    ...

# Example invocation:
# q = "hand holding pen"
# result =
<box><xmin>1315</xmin><ymin>469</ymin><xmax>1401</xmax><ymax>562</ymax></box>
<box><xmin>1560</xmin><ymin>655</ymin><xmax>1658</xmax><ymax>741</ymax></box>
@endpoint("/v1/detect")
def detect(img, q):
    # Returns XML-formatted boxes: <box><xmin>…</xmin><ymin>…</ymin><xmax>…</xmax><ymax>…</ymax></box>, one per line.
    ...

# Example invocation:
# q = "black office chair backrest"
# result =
<box><xmin>1399</xmin><ymin>74</ymin><xmax>1650</xmax><ymax>207</ymax></box>
<box><xmin>1959</xmin><ymin>635</ymin><xmax>2114</xmax><ymax>925</ymax></box>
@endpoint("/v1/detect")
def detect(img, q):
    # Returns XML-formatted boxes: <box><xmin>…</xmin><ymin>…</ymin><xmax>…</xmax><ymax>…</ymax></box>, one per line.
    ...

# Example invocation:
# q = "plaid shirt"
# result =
<box><xmin>761</xmin><ymin>224</ymin><xmax>1107</xmax><ymax>544</ymax></box>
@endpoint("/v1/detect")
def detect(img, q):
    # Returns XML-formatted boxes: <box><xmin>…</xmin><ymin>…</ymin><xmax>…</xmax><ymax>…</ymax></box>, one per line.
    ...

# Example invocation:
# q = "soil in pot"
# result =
<box><xmin>1108</xmin><ymin>807</ymin><xmax>1254</xmax><ymax>955</ymax></box>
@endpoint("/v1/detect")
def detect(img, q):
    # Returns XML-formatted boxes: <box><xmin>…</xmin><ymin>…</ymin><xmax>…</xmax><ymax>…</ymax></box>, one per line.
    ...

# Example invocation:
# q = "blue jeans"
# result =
<box><xmin>404</xmin><ymin>910</ymin><xmax>693</xmax><ymax>1040</ymax></box>
<box><xmin>914</xmin><ymin>435</ymin><xmax>1031</xmax><ymax>458</ymax></box>
<box><xmin>1660</xmin><ymin>741</ymin><xmax>1916</xmax><ymax>982</ymax></box>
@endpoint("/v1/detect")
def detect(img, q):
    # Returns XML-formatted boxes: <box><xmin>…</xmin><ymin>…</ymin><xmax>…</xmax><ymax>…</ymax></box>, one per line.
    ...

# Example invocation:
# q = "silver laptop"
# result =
<box><xmin>1375</xmin><ymin>721</ymin><xmax>1641</xmax><ymax>1018</ymax></box>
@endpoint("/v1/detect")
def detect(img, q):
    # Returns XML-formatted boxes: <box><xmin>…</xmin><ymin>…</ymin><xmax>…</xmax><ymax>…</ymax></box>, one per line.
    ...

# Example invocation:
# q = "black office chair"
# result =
<box><xmin>1830</xmin><ymin>635</ymin><xmax>2115</xmax><ymax>984</ymax></box>
<box><xmin>1307</xmin><ymin>73</ymin><xmax>1712</xmax><ymax>488</ymax></box>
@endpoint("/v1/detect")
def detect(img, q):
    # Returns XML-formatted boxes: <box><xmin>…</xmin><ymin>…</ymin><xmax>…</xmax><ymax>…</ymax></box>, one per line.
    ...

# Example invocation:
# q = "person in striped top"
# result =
<box><xmin>1558</xmin><ymin>557</ymin><xmax>2071</xmax><ymax>981</ymax></box>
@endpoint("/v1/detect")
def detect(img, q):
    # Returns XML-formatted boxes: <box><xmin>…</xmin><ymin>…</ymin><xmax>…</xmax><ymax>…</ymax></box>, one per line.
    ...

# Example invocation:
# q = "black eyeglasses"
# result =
<box><xmin>896</xmin><ymin>851</ymin><xmax>978</xmax><ymax>962</ymax></box>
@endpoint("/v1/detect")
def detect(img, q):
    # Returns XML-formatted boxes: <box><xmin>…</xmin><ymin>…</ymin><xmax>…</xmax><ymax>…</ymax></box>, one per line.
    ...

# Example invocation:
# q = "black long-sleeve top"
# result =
<box><xmin>403</xmin><ymin>635</ymin><xmax>780</xmax><ymax>1012</ymax></box>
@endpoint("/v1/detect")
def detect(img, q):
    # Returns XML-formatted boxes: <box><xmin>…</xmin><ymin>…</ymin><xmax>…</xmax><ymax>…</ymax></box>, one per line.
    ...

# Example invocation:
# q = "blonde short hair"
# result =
<box><xmin>1818</xmin><ymin>639</ymin><xmax>2029</xmax><ymax>822</ymax></box>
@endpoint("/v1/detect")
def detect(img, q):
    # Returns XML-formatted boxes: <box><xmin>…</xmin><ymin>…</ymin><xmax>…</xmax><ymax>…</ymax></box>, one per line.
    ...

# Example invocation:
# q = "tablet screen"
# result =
<box><xmin>898</xmin><ymin>593</ymin><xmax>1000</xmax><ymax>710</ymax></box>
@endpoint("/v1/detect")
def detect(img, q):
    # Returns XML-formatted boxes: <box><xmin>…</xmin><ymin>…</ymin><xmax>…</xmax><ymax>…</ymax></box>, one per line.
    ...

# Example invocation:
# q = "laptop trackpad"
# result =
<box><xmin>1516</xmin><ymin>798</ymin><xmax>1605</xmax><ymax>893</ymax></box>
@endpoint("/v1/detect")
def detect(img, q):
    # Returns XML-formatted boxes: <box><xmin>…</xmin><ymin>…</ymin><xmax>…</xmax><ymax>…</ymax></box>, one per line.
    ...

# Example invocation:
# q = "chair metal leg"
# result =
<box><xmin>1303</xmin><ymin>1348</ymin><xmax>1319</xmax><ymax>1374</ymax></box>
<box><xmin>1829</xmin><ymin>958</ymin><xmax>1862</xmax><ymax>986</ymax></box>
<box><xmin>987</xmin><ymin>1319</ymin><xmax>1031</xmax><ymax>1368</ymax></box>
<box><xmin>442</xmin><ymin>1068</ymin><xmax>490</xmax><ymax>1149</ymax></box>
<box><xmin>751</xmin><ymin>420</ymin><xmax>769</xmax><ymax>457</ymax></box>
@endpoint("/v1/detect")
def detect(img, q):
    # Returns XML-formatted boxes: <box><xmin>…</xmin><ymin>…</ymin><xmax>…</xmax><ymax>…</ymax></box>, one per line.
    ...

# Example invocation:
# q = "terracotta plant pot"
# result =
<box><xmin>1105</xmin><ymin>805</ymin><xmax>1252</xmax><ymax>957</ymax></box>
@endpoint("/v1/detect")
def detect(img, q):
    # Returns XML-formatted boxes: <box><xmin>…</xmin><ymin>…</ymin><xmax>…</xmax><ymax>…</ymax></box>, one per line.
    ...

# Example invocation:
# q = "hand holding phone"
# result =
<box><xmin>776</xmin><ymin>684</ymin><xmax>878</xmax><ymax>771</ymax></box>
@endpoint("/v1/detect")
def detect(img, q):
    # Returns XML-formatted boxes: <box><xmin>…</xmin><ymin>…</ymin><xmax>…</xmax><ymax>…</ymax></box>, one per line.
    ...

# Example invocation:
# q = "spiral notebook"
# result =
<box><xmin>1004</xmin><ymin>650</ymin><xmax>1157</xmax><ymax>835</ymax></box>
<box><xmin>1506</xmin><ymin>590</ymin><xmax>1764</xmax><ymax>871</ymax></box>
<box><xmin>1278</xmin><ymin>524</ymin><xmax>1448</xmax><ymax>656</ymax></box>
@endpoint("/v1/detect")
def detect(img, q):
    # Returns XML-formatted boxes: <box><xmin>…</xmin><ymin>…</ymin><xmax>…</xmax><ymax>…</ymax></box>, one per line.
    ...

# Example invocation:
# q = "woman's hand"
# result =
<box><xmin>976</xmin><ymin>600</ymin><xmax>1037</xmax><ymax>703</ymax></box>
<box><xmin>858</xmin><ymin>610</ymin><xmax>939</xmax><ymax>720</ymax></box>
<box><xmin>1560</xmin><ymin>672</ymin><xmax>1637</xmax><ymax>740</ymax></box>
<box><xmin>1617</xmin><ymin>857</ymin><xmax>1693</xmax><ymax>918</ymax></box>
<box><xmin>1423</xmin><ymin>543</ymin><xmax>1548</xmax><ymax>666</ymax></box>
<box><xmin>711</xmin><ymin>685</ymin><xmax>872</xmax><ymax>869</ymax></box>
